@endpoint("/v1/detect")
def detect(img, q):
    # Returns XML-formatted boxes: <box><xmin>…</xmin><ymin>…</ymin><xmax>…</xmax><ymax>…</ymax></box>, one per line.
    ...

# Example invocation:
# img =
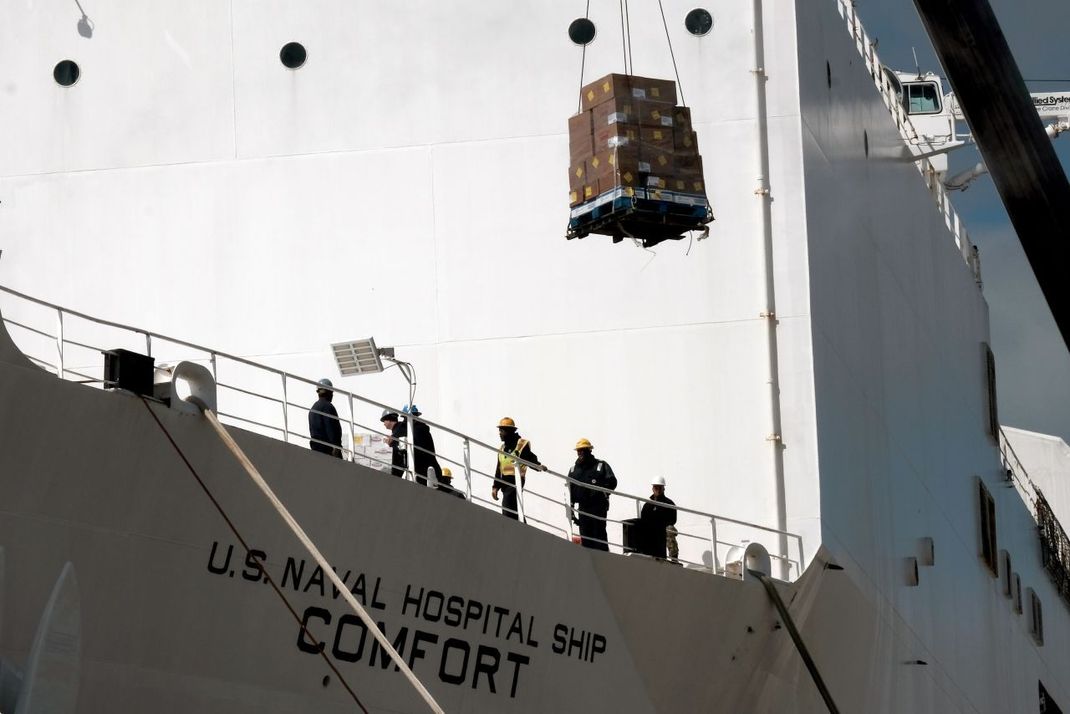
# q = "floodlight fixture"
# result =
<box><xmin>331</xmin><ymin>338</ymin><xmax>384</xmax><ymax>376</ymax></box>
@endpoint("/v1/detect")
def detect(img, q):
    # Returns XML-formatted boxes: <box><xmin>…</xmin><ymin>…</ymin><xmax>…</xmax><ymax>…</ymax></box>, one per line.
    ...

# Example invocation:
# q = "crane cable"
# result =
<box><xmin>144</xmin><ymin>397</ymin><xmax>448</xmax><ymax>714</ymax></box>
<box><xmin>578</xmin><ymin>2</ymin><xmax>688</xmax><ymax>104</ymax></box>
<box><xmin>140</xmin><ymin>397</ymin><xmax>371</xmax><ymax>713</ymax></box>
<box><xmin>657</xmin><ymin>0</ymin><xmax>687</xmax><ymax>106</ymax></box>
<box><xmin>576</xmin><ymin>0</ymin><xmax>591</xmax><ymax>113</ymax></box>
<box><xmin>198</xmin><ymin>406</ymin><xmax>447</xmax><ymax>714</ymax></box>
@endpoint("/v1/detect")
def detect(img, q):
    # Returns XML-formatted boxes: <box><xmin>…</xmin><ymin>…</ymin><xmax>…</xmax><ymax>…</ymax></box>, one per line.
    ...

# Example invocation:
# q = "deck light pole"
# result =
<box><xmin>331</xmin><ymin>338</ymin><xmax>417</xmax><ymax>481</ymax></box>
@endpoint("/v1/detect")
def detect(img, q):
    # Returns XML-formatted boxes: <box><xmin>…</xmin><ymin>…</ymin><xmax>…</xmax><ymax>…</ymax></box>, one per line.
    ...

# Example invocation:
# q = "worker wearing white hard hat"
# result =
<box><xmin>638</xmin><ymin>476</ymin><xmax>677</xmax><ymax>558</ymax></box>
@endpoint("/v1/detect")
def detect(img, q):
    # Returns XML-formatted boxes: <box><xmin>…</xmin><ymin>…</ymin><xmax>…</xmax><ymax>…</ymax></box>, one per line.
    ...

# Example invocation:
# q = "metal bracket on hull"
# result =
<box><xmin>153</xmin><ymin>361</ymin><xmax>217</xmax><ymax>416</ymax></box>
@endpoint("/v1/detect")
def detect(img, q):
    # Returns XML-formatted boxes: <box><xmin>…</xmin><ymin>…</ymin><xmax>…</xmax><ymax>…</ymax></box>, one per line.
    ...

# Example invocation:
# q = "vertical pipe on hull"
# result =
<box><xmin>752</xmin><ymin>0</ymin><xmax>789</xmax><ymax>575</ymax></box>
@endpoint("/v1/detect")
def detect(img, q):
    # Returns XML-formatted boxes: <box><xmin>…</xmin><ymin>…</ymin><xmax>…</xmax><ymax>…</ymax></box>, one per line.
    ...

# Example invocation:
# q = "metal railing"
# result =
<box><xmin>836</xmin><ymin>0</ymin><xmax>982</xmax><ymax>287</ymax></box>
<box><xmin>0</xmin><ymin>284</ymin><xmax>805</xmax><ymax>580</ymax></box>
<box><xmin>999</xmin><ymin>428</ymin><xmax>1070</xmax><ymax>611</ymax></box>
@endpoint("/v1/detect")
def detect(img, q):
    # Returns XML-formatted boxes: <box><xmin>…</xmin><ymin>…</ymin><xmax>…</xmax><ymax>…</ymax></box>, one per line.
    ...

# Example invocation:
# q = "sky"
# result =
<box><xmin>859</xmin><ymin>0</ymin><xmax>1070</xmax><ymax>445</ymax></box>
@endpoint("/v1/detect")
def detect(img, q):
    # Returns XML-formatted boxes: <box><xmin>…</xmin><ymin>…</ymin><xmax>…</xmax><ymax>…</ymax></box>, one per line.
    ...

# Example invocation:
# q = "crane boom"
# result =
<box><xmin>913</xmin><ymin>0</ymin><xmax>1070</xmax><ymax>352</ymax></box>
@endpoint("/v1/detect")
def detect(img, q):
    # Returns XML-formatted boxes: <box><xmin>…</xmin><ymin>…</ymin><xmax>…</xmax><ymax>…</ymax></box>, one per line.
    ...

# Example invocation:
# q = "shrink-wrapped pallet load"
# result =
<box><xmin>567</xmin><ymin>74</ymin><xmax>707</xmax><ymax>208</ymax></box>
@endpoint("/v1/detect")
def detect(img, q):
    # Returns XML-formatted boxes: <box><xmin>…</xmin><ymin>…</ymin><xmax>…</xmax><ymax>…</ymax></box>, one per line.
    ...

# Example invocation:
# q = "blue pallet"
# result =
<box><xmin>567</xmin><ymin>187</ymin><xmax>712</xmax><ymax>244</ymax></box>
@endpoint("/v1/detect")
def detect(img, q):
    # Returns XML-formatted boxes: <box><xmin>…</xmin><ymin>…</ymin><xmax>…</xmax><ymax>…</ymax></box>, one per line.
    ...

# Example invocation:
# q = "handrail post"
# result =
<box><xmin>281</xmin><ymin>374</ymin><xmax>289</xmax><ymax>444</ymax></box>
<box><xmin>348</xmin><ymin>393</ymin><xmax>356</xmax><ymax>462</ymax></box>
<box><xmin>515</xmin><ymin>462</ymin><xmax>527</xmax><ymax>522</ymax></box>
<box><xmin>564</xmin><ymin>480</ymin><xmax>575</xmax><ymax>541</ymax></box>
<box><xmin>210</xmin><ymin>352</ymin><xmax>218</xmax><ymax>380</ymax></box>
<box><xmin>144</xmin><ymin>332</ymin><xmax>152</xmax><ymax>357</ymax></box>
<box><xmin>463</xmin><ymin>439</ymin><xmax>473</xmax><ymax>500</ymax></box>
<box><xmin>710</xmin><ymin>517</ymin><xmax>720</xmax><ymax>573</ymax></box>
<box><xmin>55</xmin><ymin>310</ymin><xmax>64</xmax><ymax>379</ymax></box>
<box><xmin>797</xmin><ymin>535</ymin><xmax>806</xmax><ymax>577</ymax></box>
<box><xmin>406</xmin><ymin>415</ymin><xmax>416</xmax><ymax>483</ymax></box>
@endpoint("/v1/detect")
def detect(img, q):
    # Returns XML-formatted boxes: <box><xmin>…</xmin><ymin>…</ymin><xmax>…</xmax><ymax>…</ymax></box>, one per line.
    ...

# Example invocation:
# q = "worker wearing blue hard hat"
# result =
<box><xmin>401</xmin><ymin>404</ymin><xmax>442</xmax><ymax>486</ymax></box>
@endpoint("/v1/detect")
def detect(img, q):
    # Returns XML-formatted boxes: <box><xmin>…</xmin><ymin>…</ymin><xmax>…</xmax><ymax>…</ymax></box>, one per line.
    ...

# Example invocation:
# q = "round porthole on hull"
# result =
<box><xmin>54</xmin><ymin>60</ymin><xmax>80</xmax><ymax>87</ymax></box>
<box><xmin>280</xmin><ymin>42</ymin><xmax>307</xmax><ymax>69</ymax></box>
<box><xmin>685</xmin><ymin>9</ymin><xmax>713</xmax><ymax>36</ymax></box>
<box><xmin>568</xmin><ymin>18</ymin><xmax>597</xmax><ymax>46</ymax></box>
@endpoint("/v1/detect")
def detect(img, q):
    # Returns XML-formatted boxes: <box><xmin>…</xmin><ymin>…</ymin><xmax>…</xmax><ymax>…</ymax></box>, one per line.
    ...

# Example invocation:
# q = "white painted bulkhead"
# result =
<box><xmin>1006</xmin><ymin>427</ymin><xmax>1070</xmax><ymax>522</ymax></box>
<box><xmin>0</xmin><ymin>0</ymin><xmax>818</xmax><ymax>560</ymax></box>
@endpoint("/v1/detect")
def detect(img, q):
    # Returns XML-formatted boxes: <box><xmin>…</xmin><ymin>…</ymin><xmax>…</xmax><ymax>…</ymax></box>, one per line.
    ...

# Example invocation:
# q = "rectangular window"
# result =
<box><xmin>1002</xmin><ymin>551</ymin><xmax>1013</xmax><ymax>597</ymax></box>
<box><xmin>1014</xmin><ymin>573</ymin><xmax>1023</xmax><ymax>614</ymax></box>
<box><xmin>1030</xmin><ymin>590</ymin><xmax>1044</xmax><ymax>646</ymax></box>
<box><xmin>979</xmin><ymin>480</ymin><xmax>998</xmax><ymax>577</ymax></box>
<box><xmin>984</xmin><ymin>343</ymin><xmax>999</xmax><ymax>438</ymax></box>
<box><xmin>905</xmin><ymin>82</ymin><xmax>942</xmax><ymax>114</ymax></box>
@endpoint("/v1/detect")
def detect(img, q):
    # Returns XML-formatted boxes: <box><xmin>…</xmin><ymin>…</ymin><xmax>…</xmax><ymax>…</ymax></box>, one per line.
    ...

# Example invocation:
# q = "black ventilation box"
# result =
<box><xmin>103</xmin><ymin>349</ymin><xmax>155</xmax><ymax>396</ymax></box>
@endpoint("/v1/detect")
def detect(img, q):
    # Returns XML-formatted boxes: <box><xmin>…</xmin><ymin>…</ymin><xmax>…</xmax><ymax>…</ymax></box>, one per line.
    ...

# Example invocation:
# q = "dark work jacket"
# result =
<box><xmin>389</xmin><ymin>421</ymin><xmax>407</xmax><ymax>477</ymax></box>
<box><xmin>411</xmin><ymin>418</ymin><xmax>442</xmax><ymax>481</ymax></box>
<box><xmin>640</xmin><ymin>494</ymin><xmax>678</xmax><ymax>530</ymax></box>
<box><xmin>309</xmin><ymin>398</ymin><xmax>342</xmax><ymax>454</ymax></box>
<box><xmin>436</xmin><ymin>483</ymin><xmax>466</xmax><ymax>499</ymax></box>
<box><xmin>569</xmin><ymin>458</ymin><xmax>617</xmax><ymax>515</ymax></box>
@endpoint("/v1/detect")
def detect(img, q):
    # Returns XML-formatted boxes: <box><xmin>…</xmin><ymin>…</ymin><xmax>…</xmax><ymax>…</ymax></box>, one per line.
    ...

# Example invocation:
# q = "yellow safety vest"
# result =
<box><xmin>498</xmin><ymin>438</ymin><xmax>530</xmax><ymax>479</ymax></box>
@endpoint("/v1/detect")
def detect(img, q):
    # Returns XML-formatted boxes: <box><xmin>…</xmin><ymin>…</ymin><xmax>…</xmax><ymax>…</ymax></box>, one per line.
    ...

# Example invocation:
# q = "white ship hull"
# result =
<box><xmin>1</xmin><ymin>0</ymin><xmax>1068</xmax><ymax>710</ymax></box>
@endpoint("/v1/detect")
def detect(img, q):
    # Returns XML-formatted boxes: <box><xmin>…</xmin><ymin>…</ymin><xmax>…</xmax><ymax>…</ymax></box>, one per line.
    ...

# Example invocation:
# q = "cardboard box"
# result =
<box><xmin>580</xmin><ymin>74</ymin><xmax>632</xmax><ymax>111</ymax></box>
<box><xmin>587</xmin><ymin>145</ymin><xmax>647</xmax><ymax>182</ymax></box>
<box><xmin>664</xmin><ymin>176</ymin><xmax>706</xmax><ymax>195</ymax></box>
<box><xmin>628</xmin><ymin>76</ymin><xmax>678</xmax><ymax>105</ymax></box>
<box><xmin>581</xmin><ymin>73</ymin><xmax>680</xmax><ymax>111</ymax></box>
<box><xmin>674</xmin><ymin>153</ymin><xmax>704</xmax><ymax>177</ymax></box>
<box><xmin>568</xmin><ymin>111</ymin><xmax>594</xmax><ymax>161</ymax></box>
<box><xmin>592</xmin><ymin>100</ymin><xmax>637</xmax><ymax>129</ymax></box>
<box><xmin>594</xmin><ymin>122</ymin><xmax>639</xmax><ymax>151</ymax></box>
<box><xmin>640</xmin><ymin>126</ymin><xmax>675</xmax><ymax>152</ymax></box>
<box><xmin>635</xmin><ymin>103</ymin><xmax>675</xmax><ymax>128</ymax></box>
<box><xmin>671</xmin><ymin>106</ymin><xmax>693</xmax><ymax>132</ymax></box>
<box><xmin>568</xmin><ymin>160</ymin><xmax>588</xmax><ymax>190</ymax></box>
<box><xmin>674</xmin><ymin>129</ymin><xmax>699</xmax><ymax>154</ymax></box>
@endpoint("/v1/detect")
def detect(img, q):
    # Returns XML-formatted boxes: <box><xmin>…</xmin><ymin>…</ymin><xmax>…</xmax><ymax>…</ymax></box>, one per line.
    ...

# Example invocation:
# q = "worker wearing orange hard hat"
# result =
<box><xmin>492</xmin><ymin>417</ymin><xmax>548</xmax><ymax>520</ymax></box>
<box><xmin>568</xmin><ymin>438</ymin><xmax>617</xmax><ymax>551</ymax></box>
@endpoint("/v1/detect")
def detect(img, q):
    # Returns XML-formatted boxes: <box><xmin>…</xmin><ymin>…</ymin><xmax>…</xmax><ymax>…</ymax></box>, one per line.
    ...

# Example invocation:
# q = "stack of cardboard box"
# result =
<box><xmin>568</xmin><ymin>73</ymin><xmax>705</xmax><ymax>207</ymax></box>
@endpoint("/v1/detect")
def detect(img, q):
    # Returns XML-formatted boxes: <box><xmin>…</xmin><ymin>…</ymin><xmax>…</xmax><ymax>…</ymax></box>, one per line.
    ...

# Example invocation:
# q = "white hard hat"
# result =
<box><xmin>317</xmin><ymin>378</ymin><xmax>334</xmax><ymax>389</ymax></box>
<box><xmin>652</xmin><ymin>476</ymin><xmax>666</xmax><ymax>486</ymax></box>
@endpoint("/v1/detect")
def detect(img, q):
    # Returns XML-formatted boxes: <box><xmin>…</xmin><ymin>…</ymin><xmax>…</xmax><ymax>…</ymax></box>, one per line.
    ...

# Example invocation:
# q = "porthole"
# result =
<box><xmin>863</xmin><ymin>130</ymin><xmax>870</xmax><ymax>158</ymax></box>
<box><xmin>280</xmin><ymin>42</ymin><xmax>307</xmax><ymax>70</ymax></box>
<box><xmin>568</xmin><ymin>18</ymin><xmax>596</xmax><ymax>46</ymax></box>
<box><xmin>685</xmin><ymin>9</ymin><xmax>713</xmax><ymax>36</ymax></box>
<box><xmin>53</xmin><ymin>60</ymin><xmax>80</xmax><ymax>87</ymax></box>
<box><xmin>826</xmin><ymin>61</ymin><xmax>832</xmax><ymax>89</ymax></box>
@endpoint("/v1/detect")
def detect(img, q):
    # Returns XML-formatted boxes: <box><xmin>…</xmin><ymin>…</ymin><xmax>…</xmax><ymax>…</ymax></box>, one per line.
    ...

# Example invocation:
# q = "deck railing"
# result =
<box><xmin>0</xmin><ymin>284</ymin><xmax>805</xmax><ymax>580</ymax></box>
<box><xmin>999</xmin><ymin>428</ymin><xmax>1070</xmax><ymax>610</ymax></box>
<box><xmin>836</xmin><ymin>0</ymin><xmax>982</xmax><ymax>287</ymax></box>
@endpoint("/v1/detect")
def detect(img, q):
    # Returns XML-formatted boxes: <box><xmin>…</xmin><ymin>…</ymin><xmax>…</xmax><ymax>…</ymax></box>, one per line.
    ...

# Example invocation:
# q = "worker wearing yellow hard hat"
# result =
<box><xmin>568</xmin><ymin>437</ymin><xmax>617</xmax><ymax>551</ymax></box>
<box><xmin>492</xmin><ymin>417</ymin><xmax>548</xmax><ymax>520</ymax></box>
<box><xmin>435</xmin><ymin>467</ymin><xmax>466</xmax><ymax>500</ymax></box>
